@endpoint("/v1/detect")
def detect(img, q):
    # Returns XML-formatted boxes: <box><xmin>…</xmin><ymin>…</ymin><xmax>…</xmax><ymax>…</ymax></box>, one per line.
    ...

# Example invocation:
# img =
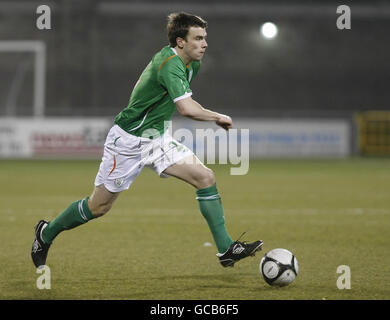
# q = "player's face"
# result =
<box><xmin>182</xmin><ymin>27</ymin><xmax>208</xmax><ymax>62</ymax></box>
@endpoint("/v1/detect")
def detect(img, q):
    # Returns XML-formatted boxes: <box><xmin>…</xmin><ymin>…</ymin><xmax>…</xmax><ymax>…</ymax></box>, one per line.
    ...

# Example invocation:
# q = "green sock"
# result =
<box><xmin>42</xmin><ymin>197</ymin><xmax>95</xmax><ymax>244</ymax></box>
<box><xmin>196</xmin><ymin>183</ymin><xmax>234</xmax><ymax>253</ymax></box>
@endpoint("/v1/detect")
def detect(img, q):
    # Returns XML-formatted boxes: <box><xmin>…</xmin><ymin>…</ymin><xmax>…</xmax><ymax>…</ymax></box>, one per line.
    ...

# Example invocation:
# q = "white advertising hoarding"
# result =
<box><xmin>0</xmin><ymin>118</ymin><xmax>111</xmax><ymax>158</ymax></box>
<box><xmin>245</xmin><ymin>119</ymin><xmax>350</xmax><ymax>158</ymax></box>
<box><xmin>172</xmin><ymin>118</ymin><xmax>351</xmax><ymax>159</ymax></box>
<box><xmin>0</xmin><ymin>117</ymin><xmax>350</xmax><ymax>159</ymax></box>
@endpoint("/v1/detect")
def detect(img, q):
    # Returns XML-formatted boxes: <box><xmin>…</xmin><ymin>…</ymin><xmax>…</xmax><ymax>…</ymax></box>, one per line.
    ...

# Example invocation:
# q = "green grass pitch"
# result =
<box><xmin>0</xmin><ymin>158</ymin><xmax>389</xmax><ymax>300</ymax></box>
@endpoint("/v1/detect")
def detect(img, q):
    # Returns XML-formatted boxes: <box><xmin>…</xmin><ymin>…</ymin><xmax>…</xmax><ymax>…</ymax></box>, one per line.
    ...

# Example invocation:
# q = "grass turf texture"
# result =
<box><xmin>0</xmin><ymin>158</ymin><xmax>389</xmax><ymax>300</ymax></box>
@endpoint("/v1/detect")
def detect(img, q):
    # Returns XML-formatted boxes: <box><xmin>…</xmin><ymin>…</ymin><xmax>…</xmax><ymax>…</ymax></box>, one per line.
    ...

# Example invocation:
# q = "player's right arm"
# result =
<box><xmin>175</xmin><ymin>97</ymin><xmax>233</xmax><ymax>130</ymax></box>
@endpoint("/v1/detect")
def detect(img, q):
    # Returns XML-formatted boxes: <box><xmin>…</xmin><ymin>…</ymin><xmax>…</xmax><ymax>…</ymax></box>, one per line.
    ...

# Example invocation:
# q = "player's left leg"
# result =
<box><xmin>163</xmin><ymin>155</ymin><xmax>263</xmax><ymax>267</ymax></box>
<box><xmin>148</xmin><ymin>133</ymin><xmax>263</xmax><ymax>267</ymax></box>
<box><xmin>163</xmin><ymin>155</ymin><xmax>234</xmax><ymax>254</ymax></box>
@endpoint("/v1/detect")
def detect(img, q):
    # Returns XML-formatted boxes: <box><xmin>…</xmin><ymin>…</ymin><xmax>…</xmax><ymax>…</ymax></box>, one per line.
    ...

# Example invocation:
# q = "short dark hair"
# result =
<box><xmin>167</xmin><ymin>12</ymin><xmax>208</xmax><ymax>47</ymax></box>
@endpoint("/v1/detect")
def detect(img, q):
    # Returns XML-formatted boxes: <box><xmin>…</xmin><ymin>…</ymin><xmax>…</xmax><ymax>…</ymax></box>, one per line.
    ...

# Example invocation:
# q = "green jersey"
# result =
<box><xmin>114</xmin><ymin>45</ymin><xmax>201</xmax><ymax>137</ymax></box>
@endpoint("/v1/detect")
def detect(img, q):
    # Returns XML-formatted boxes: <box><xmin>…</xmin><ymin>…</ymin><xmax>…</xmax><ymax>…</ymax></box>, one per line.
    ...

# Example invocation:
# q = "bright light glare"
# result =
<box><xmin>260</xmin><ymin>22</ymin><xmax>278</xmax><ymax>39</ymax></box>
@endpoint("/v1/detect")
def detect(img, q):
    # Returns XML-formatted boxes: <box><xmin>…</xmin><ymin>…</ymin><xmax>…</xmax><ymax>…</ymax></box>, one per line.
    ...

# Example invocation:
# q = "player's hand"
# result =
<box><xmin>216</xmin><ymin>114</ymin><xmax>233</xmax><ymax>130</ymax></box>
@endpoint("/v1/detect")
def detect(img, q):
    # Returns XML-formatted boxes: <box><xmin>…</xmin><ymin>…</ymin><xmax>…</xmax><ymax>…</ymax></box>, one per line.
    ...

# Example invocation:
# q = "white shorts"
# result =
<box><xmin>94</xmin><ymin>125</ymin><xmax>194</xmax><ymax>192</ymax></box>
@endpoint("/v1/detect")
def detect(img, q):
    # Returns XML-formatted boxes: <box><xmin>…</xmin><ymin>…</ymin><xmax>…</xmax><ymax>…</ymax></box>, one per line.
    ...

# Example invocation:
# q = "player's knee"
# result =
<box><xmin>196</xmin><ymin>168</ymin><xmax>215</xmax><ymax>189</ymax></box>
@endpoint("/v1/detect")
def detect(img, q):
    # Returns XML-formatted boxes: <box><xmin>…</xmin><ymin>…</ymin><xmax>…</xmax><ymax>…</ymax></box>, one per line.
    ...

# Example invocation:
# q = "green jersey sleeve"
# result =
<box><xmin>158</xmin><ymin>57</ymin><xmax>192</xmax><ymax>103</ymax></box>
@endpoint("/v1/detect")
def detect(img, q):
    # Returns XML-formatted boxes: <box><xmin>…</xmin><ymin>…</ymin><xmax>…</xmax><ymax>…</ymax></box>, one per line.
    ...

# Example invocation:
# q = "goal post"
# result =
<box><xmin>0</xmin><ymin>40</ymin><xmax>46</xmax><ymax>117</ymax></box>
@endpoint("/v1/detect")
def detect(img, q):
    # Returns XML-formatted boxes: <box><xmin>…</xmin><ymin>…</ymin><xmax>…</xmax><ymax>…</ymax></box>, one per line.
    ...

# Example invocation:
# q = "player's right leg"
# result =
<box><xmin>31</xmin><ymin>184</ymin><xmax>120</xmax><ymax>268</ymax></box>
<box><xmin>31</xmin><ymin>125</ymin><xmax>145</xmax><ymax>268</ymax></box>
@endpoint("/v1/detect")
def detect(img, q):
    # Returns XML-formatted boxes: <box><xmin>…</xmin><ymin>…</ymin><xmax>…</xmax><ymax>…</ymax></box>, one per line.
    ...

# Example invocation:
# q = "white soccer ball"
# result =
<box><xmin>259</xmin><ymin>248</ymin><xmax>299</xmax><ymax>287</ymax></box>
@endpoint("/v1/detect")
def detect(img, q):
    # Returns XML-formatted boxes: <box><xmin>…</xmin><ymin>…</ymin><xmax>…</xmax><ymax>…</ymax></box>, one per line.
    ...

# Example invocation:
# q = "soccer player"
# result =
<box><xmin>31</xmin><ymin>12</ymin><xmax>263</xmax><ymax>269</ymax></box>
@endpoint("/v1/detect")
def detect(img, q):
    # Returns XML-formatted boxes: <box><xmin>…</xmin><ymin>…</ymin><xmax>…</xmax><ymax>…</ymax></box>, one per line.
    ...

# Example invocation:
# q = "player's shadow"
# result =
<box><xmin>152</xmin><ymin>273</ymin><xmax>244</xmax><ymax>284</ymax></box>
<box><xmin>124</xmin><ymin>273</ymin><xmax>257</xmax><ymax>299</ymax></box>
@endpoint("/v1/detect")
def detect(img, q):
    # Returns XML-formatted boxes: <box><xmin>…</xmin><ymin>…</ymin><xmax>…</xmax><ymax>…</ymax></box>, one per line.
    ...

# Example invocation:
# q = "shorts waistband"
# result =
<box><xmin>113</xmin><ymin>124</ymin><xmax>170</xmax><ymax>142</ymax></box>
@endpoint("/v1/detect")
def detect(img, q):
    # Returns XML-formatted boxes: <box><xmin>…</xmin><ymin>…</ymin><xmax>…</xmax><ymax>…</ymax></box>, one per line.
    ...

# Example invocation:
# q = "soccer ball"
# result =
<box><xmin>260</xmin><ymin>248</ymin><xmax>299</xmax><ymax>287</ymax></box>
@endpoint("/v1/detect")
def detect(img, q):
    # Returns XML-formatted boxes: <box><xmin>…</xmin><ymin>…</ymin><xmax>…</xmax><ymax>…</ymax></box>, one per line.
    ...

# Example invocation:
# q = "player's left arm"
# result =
<box><xmin>158</xmin><ymin>59</ymin><xmax>232</xmax><ymax>130</ymax></box>
<box><xmin>175</xmin><ymin>97</ymin><xmax>233</xmax><ymax>131</ymax></box>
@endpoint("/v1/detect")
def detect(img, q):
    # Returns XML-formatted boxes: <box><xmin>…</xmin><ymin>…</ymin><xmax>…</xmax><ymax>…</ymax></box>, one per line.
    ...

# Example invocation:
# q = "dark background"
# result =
<box><xmin>0</xmin><ymin>0</ymin><xmax>389</xmax><ymax>119</ymax></box>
